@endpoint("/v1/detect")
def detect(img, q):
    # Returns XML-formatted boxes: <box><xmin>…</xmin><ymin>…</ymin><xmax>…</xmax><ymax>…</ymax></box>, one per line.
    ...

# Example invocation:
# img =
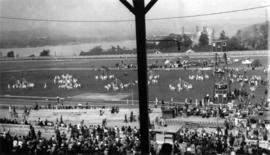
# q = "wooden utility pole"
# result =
<box><xmin>120</xmin><ymin>0</ymin><xmax>157</xmax><ymax>154</ymax></box>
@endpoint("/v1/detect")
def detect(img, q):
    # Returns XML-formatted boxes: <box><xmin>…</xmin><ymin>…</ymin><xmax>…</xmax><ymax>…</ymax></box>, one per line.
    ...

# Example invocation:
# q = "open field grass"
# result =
<box><xmin>0</xmin><ymin>54</ymin><xmax>268</xmax><ymax>103</ymax></box>
<box><xmin>0</xmin><ymin>68</ymin><xmax>267</xmax><ymax>102</ymax></box>
<box><xmin>0</xmin><ymin>59</ymin><xmax>126</xmax><ymax>72</ymax></box>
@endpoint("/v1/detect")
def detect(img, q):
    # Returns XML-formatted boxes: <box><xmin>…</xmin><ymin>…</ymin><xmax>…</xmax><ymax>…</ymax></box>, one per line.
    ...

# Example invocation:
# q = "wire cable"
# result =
<box><xmin>147</xmin><ymin>4</ymin><xmax>270</xmax><ymax>21</ymax></box>
<box><xmin>0</xmin><ymin>4</ymin><xmax>269</xmax><ymax>23</ymax></box>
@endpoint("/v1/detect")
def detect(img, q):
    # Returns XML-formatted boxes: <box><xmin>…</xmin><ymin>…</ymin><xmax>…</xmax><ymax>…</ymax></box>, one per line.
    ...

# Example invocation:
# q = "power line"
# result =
<box><xmin>0</xmin><ymin>4</ymin><xmax>269</xmax><ymax>23</ymax></box>
<box><xmin>0</xmin><ymin>16</ymin><xmax>133</xmax><ymax>23</ymax></box>
<box><xmin>147</xmin><ymin>4</ymin><xmax>270</xmax><ymax>21</ymax></box>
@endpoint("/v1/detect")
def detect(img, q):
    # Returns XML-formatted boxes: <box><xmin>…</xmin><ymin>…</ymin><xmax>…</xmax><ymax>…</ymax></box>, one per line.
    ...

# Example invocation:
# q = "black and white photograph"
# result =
<box><xmin>0</xmin><ymin>0</ymin><xmax>269</xmax><ymax>154</ymax></box>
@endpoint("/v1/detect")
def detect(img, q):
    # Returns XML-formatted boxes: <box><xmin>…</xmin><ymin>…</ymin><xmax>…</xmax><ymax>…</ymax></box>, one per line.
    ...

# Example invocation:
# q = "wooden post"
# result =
<box><xmin>133</xmin><ymin>1</ymin><xmax>149</xmax><ymax>153</ymax></box>
<box><xmin>120</xmin><ymin>0</ymin><xmax>157</xmax><ymax>154</ymax></box>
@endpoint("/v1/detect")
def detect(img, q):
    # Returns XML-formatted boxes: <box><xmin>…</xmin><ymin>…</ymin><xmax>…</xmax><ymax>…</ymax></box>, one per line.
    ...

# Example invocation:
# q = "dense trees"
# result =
<box><xmin>199</xmin><ymin>33</ymin><xmax>209</xmax><ymax>46</ymax></box>
<box><xmin>80</xmin><ymin>45</ymin><xmax>135</xmax><ymax>56</ymax></box>
<box><xmin>90</xmin><ymin>46</ymin><xmax>103</xmax><ymax>53</ymax></box>
<box><xmin>80</xmin><ymin>46</ymin><xmax>104</xmax><ymax>56</ymax></box>
<box><xmin>7</xmin><ymin>51</ymin><xmax>14</xmax><ymax>57</ymax></box>
<box><xmin>228</xmin><ymin>22</ymin><xmax>268</xmax><ymax>51</ymax></box>
<box><xmin>182</xmin><ymin>34</ymin><xmax>192</xmax><ymax>48</ymax></box>
<box><xmin>228</xmin><ymin>37</ymin><xmax>245</xmax><ymax>51</ymax></box>
<box><xmin>40</xmin><ymin>50</ymin><xmax>50</xmax><ymax>56</ymax></box>
<box><xmin>219</xmin><ymin>30</ymin><xmax>229</xmax><ymax>40</ymax></box>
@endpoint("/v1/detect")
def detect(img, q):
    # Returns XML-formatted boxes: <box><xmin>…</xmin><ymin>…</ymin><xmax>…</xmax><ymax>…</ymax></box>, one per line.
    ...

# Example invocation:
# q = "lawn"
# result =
<box><xmin>0</xmin><ymin>68</ymin><xmax>267</xmax><ymax>102</ymax></box>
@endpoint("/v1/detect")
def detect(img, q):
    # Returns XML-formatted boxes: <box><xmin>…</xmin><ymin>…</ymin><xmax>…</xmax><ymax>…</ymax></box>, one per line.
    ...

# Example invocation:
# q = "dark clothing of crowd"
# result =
<box><xmin>0</xmin><ymin>123</ymin><xmax>141</xmax><ymax>155</ymax></box>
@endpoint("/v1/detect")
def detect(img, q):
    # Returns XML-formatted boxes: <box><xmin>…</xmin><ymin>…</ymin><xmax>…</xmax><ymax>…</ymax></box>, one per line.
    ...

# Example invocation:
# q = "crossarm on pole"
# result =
<box><xmin>145</xmin><ymin>0</ymin><xmax>158</xmax><ymax>14</ymax></box>
<box><xmin>119</xmin><ymin>0</ymin><xmax>135</xmax><ymax>14</ymax></box>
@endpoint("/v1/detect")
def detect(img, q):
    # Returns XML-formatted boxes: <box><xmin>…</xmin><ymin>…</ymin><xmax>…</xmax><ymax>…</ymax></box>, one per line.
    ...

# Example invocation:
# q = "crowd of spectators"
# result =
<box><xmin>163</xmin><ymin>126</ymin><xmax>269</xmax><ymax>155</ymax></box>
<box><xmin>156</xmin><ymin>94</ymin><xmax>269</xmax><ymax>154</ymax></box>
<box><xmin>1</xmin><ymin>119</ymin><xmax>269</xmax><ymax>155</ymax></box>
<box><xmin>33</xmin><ymin>102</ymin><xmax>121</xmax><ymax>111</ymax></box>
<box><xmin>1</xmin><ymin>98</ymin><xmax>270</xmax><ymax>155</ymax></box>
<box><xmin>0</xmin><ymin>118</ymin><xmax>19</xmax><ymax>125</ymax></box>
<box><xmin>1</xmin><ymin>83</ymin><xmax>269</xmax><ymax>154</ymax></box>
<box><xmin>0</xmin><ymin>122</ymin><xmax>142</xmax><ymax>155</ymax></box>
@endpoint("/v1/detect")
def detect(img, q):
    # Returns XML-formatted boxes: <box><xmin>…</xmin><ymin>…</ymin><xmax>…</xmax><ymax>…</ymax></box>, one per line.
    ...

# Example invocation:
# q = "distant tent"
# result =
<box><xmin>215</xmin><ymin>68</ymin><xmax>225</xmax><ymax>74</ymax></box>
<box><xmin>186</xmin><ymin>49</ymin><xmax>195</xmax><ymax>53</ymax></box>
<box><xmin>241</xmin><ymin>59</ymin><xmax>253</xmax><ymax>65</ymax></box>
<box><xmin>233</xmin><ymin>59</ymin><xmax>239</xmax><ymax>62</ymax></box>
<box><xmin>164</xmin><ymin>59</ymin><xmax>170</xmax><ymax>65</ymax></box>
<box><xmin>154</xmin><ymin>50</ymin><xmax>162</xmax><ymax>55</ymax></box>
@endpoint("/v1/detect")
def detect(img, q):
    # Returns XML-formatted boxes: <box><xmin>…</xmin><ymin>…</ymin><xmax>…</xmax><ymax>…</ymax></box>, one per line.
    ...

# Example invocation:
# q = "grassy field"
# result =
<box><xmin>0</xmin><ymin>68</ymin><xmax>267</xmax><ymax>102</ymax></box>
<box><xmin>0</xmin><ymin>54</ymin><xmax>268</xmax><ymax>102</ymax></box>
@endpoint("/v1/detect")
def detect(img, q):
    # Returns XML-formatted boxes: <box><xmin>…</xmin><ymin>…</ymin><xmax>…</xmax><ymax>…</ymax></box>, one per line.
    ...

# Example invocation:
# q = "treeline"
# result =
<box><xmin>147</xmin><ymin>22</ymin><xmax>268</xmax><ymax>52</ymax></box>
<box><xmin>227</xmin><ymin>22</ymin><xmax>268</xmax><ymax>50</ymax></box>
<box><xmin>4</xmin><ymin>49</ymin><xmax>51</xmax><ymax>58</ymax></box>
<box><xmin>79</xmin><ymin>45</ymin><xmax>136</xmax><ymax>56</ymax></box>
<box><xmin>146</xmin><ymin>33</ymin><xmax>213</xmax><ymax>53</ymax></box>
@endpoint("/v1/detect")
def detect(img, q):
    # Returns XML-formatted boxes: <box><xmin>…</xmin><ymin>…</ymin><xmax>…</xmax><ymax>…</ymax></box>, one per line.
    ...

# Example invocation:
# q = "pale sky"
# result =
<box><xmin>0</xmin><ymin>0</ymin><xmax>269</xmax><ymax>37</ymax></box>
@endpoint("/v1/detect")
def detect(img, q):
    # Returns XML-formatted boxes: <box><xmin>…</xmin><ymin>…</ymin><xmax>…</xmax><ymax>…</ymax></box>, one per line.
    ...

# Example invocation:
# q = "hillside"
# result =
<box><xmin>0</xmin><ymin>28</ymin><xmax>135</xmax><ymax>49</ymax></box>
<box><xmin>228</xmin><ymin>21</ymin><xmax>268</xmax><ymax>50</ymax></box>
